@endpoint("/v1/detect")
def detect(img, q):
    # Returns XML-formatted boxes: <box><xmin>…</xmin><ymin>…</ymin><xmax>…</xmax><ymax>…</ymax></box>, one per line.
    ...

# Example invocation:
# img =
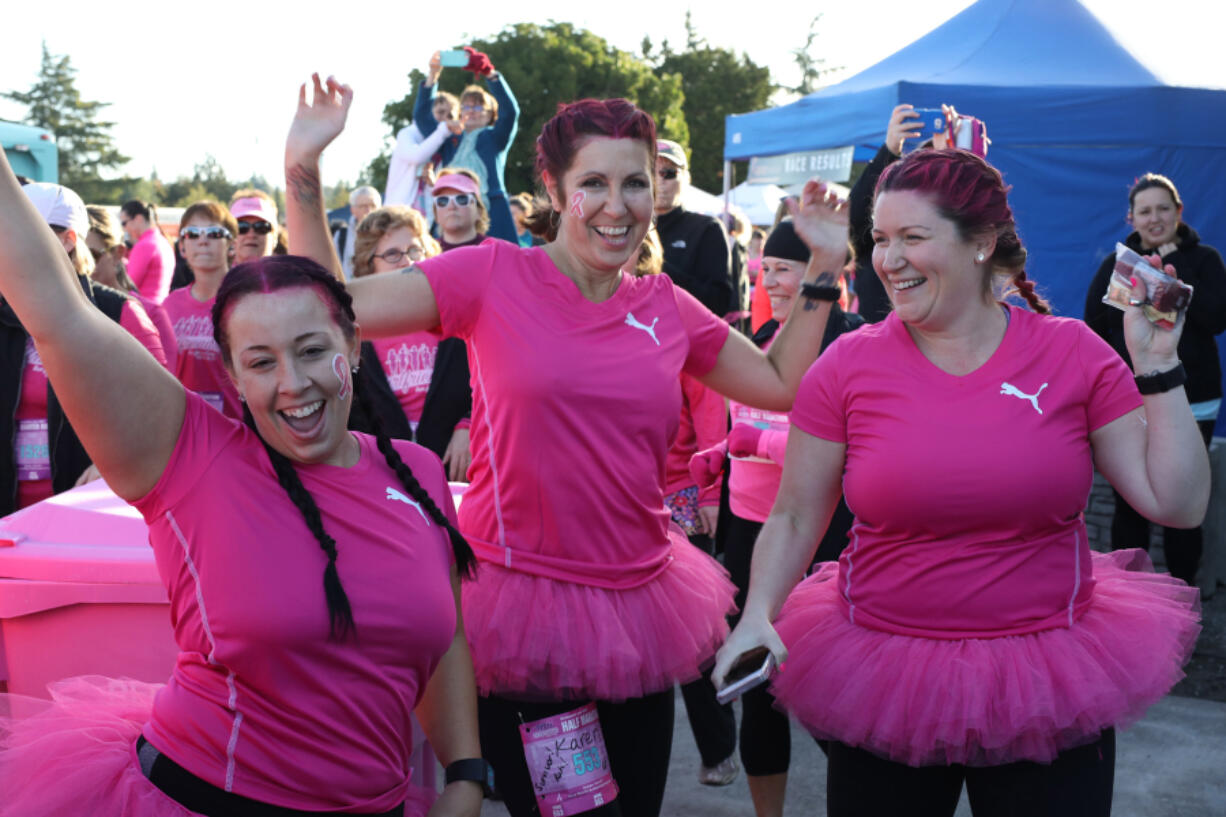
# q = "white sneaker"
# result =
<box><xmin>698</xmin><ymin>755</ymin><xmax>740</xmax><ymax>786</ymax></box>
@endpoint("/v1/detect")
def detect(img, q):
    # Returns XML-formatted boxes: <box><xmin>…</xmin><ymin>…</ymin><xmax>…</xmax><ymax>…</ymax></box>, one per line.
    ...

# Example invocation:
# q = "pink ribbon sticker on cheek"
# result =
<box><xmin>569</xmin><ymin>191</ymin><xmax>586</xmax><ymax>218</ymax></box>
<box><xmin>332</xmin><ymin>353</ymin><xmax>352</xmax><ymax>401</ymax></box>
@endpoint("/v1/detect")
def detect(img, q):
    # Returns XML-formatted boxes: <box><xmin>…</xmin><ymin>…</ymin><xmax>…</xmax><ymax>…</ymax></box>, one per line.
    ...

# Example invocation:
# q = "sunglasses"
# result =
<box><xmin>435</xmin><ymin>194</ymin><xmax>472</xmax><ymax>208</ymax></box>
<box><xmin>460</xmin><ymin>104</ymin><xmax>485</xmax><ymax>114</ymax></box>
<box><xmin>182</xmin><ymin>226</ymin><xmax>232</xmax><ymax>240</ymax></box>
<box><xmin>657</xmin><ymin>168</ymin><xmax>680</xmax><ymax>180</ymax></box>
<box><xmin>237</xmin><ymin>220</ymin><xmax>274</xmax><ymax>235</ymax></box>
<box><xmin>88</xmin><ymin>246</ymin><xmax>106</xmax><ymax>262</ymax></box>
<box><xmin>374</xmin><ymin>245</ymin><xmax>425</xmax><ymax>265</ymax></box>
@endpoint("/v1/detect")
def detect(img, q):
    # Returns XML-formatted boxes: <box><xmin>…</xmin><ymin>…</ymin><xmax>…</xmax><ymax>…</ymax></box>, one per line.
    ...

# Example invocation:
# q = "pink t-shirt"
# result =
<box><xmin>163</xmin><ymin>286</ymin><xmax>242</xmax><ymax>419</ymax></box>
<box><xmin>127</xmin><ymin>227</ymin><xmax>174</xmax><ymax>304</ymax></box>
<box><xmin>372</xmin><ymin>331</ymin><xmax>442</xmax><ymax>426</ymax></box>
<box><xmin>133</xmin><ymin>290</ymin><xmax>178</xmax><ymax>371</ymax></box>
<box><xmin>134</xmin><ymin>392</ymin><xmax>458</xmax><ymax>812</ymax></box>
<box><xmin>728</xmin><ymin>326</ymin><xmax>789</xmax><ymax>522</ymax></box>
<box><xmin>663</xmin><ymin>373</ymin><xmax>726</xmax><ymax>503</ymax></box>
<box><xmin>790</xmin><ymin>306</ymin><xmax>1142</xmax><ymax>639</ymax></box>
<box><xmin>14</xmin><ymin>300</ymin><xmax>167</xmax><ymax>508</ymax></box>
<box><xmin>420</xmin><ymin>242</ymin><xmax>730</xmax><ymax>587</ymax></box>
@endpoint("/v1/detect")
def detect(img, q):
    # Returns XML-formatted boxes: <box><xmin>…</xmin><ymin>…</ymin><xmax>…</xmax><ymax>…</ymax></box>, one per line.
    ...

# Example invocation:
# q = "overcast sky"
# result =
<box><xmin>3</xmin><ymin>0</ymin><xmax>1222</xmax><ymax>190</ymax></box>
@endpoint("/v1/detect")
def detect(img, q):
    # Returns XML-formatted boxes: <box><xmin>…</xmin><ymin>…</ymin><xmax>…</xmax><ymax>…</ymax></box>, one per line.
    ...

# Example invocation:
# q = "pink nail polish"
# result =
<box><xmin>1129</xmin><ymin>276</ymin><xmax>1137</xmax><ymax>287</ymax></box>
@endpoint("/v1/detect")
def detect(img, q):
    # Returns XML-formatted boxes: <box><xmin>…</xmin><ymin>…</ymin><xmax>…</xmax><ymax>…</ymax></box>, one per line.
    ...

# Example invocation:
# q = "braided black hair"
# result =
<box><xmin>241</xmin><ymin>402</ymin><xmax>356</xmax><ymax>640</ymax></box>
<box><xmin>213</xmin><ymin>255</ymin><xmax>477</xmax><ymax>642</ymax></box>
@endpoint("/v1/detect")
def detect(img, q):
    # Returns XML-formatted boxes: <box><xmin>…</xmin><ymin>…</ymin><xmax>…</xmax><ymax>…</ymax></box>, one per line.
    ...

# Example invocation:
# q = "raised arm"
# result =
<box><xmin>1091</xmin><ymin>272</ymin><xmax>1210</xmax><ymax>528</ymax></box>
<box><xmin>414</xmin><ymin>52</ymin><xmax>443</xmax><ymax>140</ymax></box>
<box><xmin>0</xmin><ymin>150</ymin><xmax>183</xmax><ymax>500</ymax></box>
<box><xmin>486</xmin><ymin>73</ymin><xmax>519</xmax><ymax>151</ymax></box>
<box><xmin>285</xmin><ymin>74</ymin><xmax>352</xmax><ymax>281</ymax></box>
<box><xmin>700</xmin><ymin>180</ymin><xmax>847</xmax><ymax>410</ymax></box>
<box><xmin>285</xmin><ymin>74</ymin><xmax>442</xmax><ymax>339</ymax></box>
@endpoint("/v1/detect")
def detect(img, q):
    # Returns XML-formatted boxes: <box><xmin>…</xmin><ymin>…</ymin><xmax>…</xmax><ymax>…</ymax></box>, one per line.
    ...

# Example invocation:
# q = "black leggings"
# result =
<box><xmin>826</xmin><ymin>730</ymin><xmax>1115</xmax><ymax>817</ymax></box>
<box><xmin>723</xmin><ymin>503</ymin><xmax>855</xmax><ymax>777</ymax></box>
<box><xmin>478</xmin><ymin>691</ymin><xmax>674</xmax><ymax>817</ymax></box>
<box><xmin>1111</xmin><ymin>420</ymin><xmax>1213</xmax><ymax>585</ymax></box>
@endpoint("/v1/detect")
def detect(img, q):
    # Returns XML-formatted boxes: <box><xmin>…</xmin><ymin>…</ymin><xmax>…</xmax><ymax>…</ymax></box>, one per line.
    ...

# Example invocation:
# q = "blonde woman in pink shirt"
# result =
<box><xmin>0</xmin><ymin>145</ymin><xmax>486</xmax><ymax>817</ymax></box>
<box><xmin>285</xmin><ymin>74</ymin><xmax>851</xmax><ymax>817</ymax></box>
<box><xmin>120</xmin><ymin>199</ymin><xmax>175</xmax><ymax>303</ymax></box>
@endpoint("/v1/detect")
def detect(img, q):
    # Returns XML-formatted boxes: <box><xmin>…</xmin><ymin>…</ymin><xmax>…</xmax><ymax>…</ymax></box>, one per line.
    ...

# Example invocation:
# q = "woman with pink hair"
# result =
<box><xmin>715</xmin><ymin>148</ymin><xmax>1206</xmax><ymax>816</ymax></box>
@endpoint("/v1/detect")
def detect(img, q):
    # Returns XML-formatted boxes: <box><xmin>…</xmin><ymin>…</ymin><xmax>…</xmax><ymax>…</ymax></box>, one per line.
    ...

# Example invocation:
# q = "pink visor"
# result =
<box><xmin>230</xmin><ymin>196</ymin><xmax>278</xmax><ymax>224</ymax></box>
<box><xmin>432</xmin><ymin>174</ymin><xmax>480</xmax><ymax>197</ymax></box>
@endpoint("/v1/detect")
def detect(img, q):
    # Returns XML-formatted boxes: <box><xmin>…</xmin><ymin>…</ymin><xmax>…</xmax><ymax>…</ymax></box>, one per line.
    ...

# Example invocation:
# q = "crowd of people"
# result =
<box><xmin>0</xmin><ymin>51</ymin><xmax>1218</xmax><ymax>817</ymax></box>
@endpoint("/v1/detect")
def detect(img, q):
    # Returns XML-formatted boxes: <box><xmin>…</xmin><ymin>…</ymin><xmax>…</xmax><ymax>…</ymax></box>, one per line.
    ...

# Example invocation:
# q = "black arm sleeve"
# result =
<box><xmin>1181</xmin><ymin>246</ymin><xmax>1226</xmax><ymax>336</ymax></box>
<box><xmin>849</xmin><ymin>145</ymin><xmax>898</xmax><ymax>263</ymax></box>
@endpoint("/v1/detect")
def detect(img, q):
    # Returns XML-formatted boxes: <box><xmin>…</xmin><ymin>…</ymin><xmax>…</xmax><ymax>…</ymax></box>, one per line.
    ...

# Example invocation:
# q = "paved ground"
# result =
<box><xmin>477</xmin><ymin>691</ymin><xmax>1226</xmax><ymax>817</ymax></box>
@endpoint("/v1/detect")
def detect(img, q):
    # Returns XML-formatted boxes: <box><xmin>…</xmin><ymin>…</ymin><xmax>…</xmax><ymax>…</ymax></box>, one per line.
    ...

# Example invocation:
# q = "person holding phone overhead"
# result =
<box><xmin>413</xmin><ymin>48</ymin><xmax>519</xmax><ymax>244</ymax></box>
<box><xmin>715</xmin><ymin>148</ymin><xmax>1204</xmax><ymax>817</ymax></box>
<box><xmin>284</xmin><ymin>74</ymin><xmax>852</xmax><ymax>817</ymax></box>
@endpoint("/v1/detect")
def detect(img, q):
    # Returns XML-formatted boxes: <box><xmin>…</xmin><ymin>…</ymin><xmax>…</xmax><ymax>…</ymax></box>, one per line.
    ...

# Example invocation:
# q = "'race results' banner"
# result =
<box><xmin>747</xmin><ymin>147</ymin><xmax>854</xmax><ymax>185</ymax></box>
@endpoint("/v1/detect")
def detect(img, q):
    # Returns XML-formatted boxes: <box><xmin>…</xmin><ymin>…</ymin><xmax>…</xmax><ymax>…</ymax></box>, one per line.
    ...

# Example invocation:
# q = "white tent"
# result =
<box><xmin>728</xmin><ymin>182</ymin><xmax>789</xmax><ymax>226</ymax></box>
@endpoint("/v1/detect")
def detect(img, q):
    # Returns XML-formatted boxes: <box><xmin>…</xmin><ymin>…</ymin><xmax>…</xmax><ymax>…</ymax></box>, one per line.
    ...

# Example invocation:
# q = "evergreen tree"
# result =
<box><xmin>2</xmin><ymin>42</ymin><xmax>129</xmax><ymax>194</ymax></box>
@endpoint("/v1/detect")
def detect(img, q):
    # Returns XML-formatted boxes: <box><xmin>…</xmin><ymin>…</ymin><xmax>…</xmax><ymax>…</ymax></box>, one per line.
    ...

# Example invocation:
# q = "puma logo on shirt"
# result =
<box><xmin>625</xmin><ymin>312</ymin><xmax>661</xmax><ymax>346</ymax></box>
<box><xmin>385</xmin><ymin>486</ymin><xmax>430</xmax><ymax>523</ymax></box>
<box><xmin>1000</xmin><ymin>381</ymin><xmax>1048</xmax><ymax>415</ymax></box>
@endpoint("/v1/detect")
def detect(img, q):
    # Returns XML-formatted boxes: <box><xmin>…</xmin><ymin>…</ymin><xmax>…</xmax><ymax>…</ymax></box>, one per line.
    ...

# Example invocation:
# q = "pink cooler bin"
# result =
<box><xmin>0</xmin><ymin>482</ymin><xmax>175</xmax><ymax>696</ymax></box>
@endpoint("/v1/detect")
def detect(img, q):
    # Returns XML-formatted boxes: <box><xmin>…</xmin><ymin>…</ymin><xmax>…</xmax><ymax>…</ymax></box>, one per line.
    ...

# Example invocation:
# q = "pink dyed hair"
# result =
<box><xmin>876</xmin><ymin>150</ymin><xmax>1049</xmax><ymax>314</ymax></box>
<box><xmin>525</xmin><ymin>98</ymin><xmax>658</xmax><ymax>241</ymax></box>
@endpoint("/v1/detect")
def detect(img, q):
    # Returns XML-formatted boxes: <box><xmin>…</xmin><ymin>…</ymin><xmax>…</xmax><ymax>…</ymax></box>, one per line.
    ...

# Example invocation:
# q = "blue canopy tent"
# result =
<box><xmin>724</xmin><ymin>0</ymin><xmax>1226</xmax><ymax>418</ymax></box>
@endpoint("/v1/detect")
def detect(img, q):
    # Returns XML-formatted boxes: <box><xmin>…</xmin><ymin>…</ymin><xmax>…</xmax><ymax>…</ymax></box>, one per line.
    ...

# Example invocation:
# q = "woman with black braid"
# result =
<box><xmin>0</xmin><ymin>140</ymin><xmax>485</xmax><ymax>817</ymax></box>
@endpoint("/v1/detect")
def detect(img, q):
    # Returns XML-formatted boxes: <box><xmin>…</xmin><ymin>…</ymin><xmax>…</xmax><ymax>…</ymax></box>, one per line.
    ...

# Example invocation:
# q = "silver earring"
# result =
<box><xmin>976</xmin><ymin>252</ymin><xmax>985</xmax><ymax>262</ymax></box>
<box><xmin>239</xmin><ymin>394</ymin><xmax>246</xmax><ymax>403</ymax></box>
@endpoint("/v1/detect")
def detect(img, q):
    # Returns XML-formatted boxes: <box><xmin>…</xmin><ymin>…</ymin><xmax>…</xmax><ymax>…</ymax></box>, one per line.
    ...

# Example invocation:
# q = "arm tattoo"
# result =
<box><xmin>399</xmin><ymin>264</ymin><xmax>424</xmax><ymax>276</ymax></box>
<box><xmin>813</xmin><ymin>271</ymin><xmax>836</xmax><ymax>287</ymax></box>
<box><xmin>287</xmin><ymin>163</ymin><xmax>322</xmax><ymax>209</ymax></box>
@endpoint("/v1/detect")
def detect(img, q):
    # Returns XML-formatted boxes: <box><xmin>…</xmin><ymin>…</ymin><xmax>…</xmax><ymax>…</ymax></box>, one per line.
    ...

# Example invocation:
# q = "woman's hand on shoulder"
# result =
<box><xmin>286</xmin><ymin>74</ymin><xmax>353</xmax><ymax>167</ymax></box>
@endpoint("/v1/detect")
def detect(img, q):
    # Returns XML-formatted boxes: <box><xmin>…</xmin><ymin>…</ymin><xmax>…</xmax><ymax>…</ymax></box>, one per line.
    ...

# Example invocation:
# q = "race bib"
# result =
<box><xmin>15</xmin><ymin>419</ymin><xmax>51</xmax><ymax>481</ymax></box>
<box><xmin>519</xmin><ymin>703</ymin><xmax>618</xmax><ymax>817</ymax></box>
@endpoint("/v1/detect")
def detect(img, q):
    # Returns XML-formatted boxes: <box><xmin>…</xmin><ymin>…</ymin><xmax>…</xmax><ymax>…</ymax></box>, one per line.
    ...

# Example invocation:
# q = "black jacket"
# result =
<box><xmin>1</xmin><ymin>277</ymin><xmax>130</xmax><ymax>516</ymax></box>
<box><xmin>656</xmin><ymin>206</ymin><xmax>734</xmax><ymax>318</ymax></box>
<box><xmin>348</xmin><ymin>338</ymin><xmax>472</xmax><ymax>459</ymax></box>
<box><xmin>849</xmin><ymin>144</ymin><xmax>898</xmax><ymax>324</ymax></box>
<box><xmin>1084</xmin><ymin>224</ymin><xmax>1226</xmax><ymax>404</ymax></box>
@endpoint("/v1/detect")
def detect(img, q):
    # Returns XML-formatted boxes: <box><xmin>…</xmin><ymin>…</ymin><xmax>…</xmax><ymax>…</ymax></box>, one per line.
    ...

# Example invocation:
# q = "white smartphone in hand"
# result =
<box><xmin>716</xmin><ymin>647</ymin><xmax>777</xmax><ymax>705</ymax></box>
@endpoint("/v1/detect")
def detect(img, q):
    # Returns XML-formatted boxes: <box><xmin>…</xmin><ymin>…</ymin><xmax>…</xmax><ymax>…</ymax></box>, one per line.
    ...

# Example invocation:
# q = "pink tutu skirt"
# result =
<box><xmin>771</xmin><ymin>549</ymin><xmax>1200</xmax><ymax>767</ymax></box>
<box><xmin>0</xmin><ymin>676</ymin><xmax>434</xmax><ymax>817</ymax></box>
<box><xmin>462</xmin><ymin>532</ymin><xmax>736</xmax><ymax>701</ymax></box>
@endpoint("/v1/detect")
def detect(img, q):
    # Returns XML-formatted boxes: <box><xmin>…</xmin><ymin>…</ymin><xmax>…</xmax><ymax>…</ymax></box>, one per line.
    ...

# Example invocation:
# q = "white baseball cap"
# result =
<box><xmin>21</xmin><ymin>182</ymin><xmax>89</xmax><ymax>241</ymax></box>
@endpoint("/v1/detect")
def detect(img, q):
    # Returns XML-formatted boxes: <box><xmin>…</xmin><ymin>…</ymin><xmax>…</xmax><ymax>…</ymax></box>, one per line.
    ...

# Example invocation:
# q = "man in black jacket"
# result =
<box><xmin>654</xmin><ymin>139</ymin><xmax>735</xmax><ymax>319</ymax></box>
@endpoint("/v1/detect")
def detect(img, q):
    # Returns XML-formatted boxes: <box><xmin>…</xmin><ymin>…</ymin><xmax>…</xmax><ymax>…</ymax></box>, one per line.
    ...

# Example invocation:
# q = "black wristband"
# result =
<box><xmin>1135</xmin><ymin>363</ymin><xmax>1187</xmax><ymax>395</ymax></box>
<box><xmin>444</xmin><ymin>758</ymin><xmax>494</xmax><ymax>794</ymax></box>
<box><xmin>800</xmin><ymin>281</ymin><xmax>841</xmax><ymax>302</ymax></box>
